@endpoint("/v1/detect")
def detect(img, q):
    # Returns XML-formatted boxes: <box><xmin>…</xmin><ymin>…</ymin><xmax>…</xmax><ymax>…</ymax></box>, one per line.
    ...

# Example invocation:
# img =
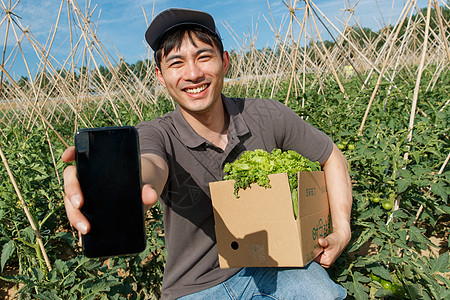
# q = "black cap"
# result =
<box><xmin>145</xmin><ymin>8</ymin><xmax>220</xmax><ymax>51</ymax></box>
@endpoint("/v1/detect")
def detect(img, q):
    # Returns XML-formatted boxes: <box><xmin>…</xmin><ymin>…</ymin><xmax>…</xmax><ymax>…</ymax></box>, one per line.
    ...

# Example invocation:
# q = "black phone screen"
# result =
<box><xmin>75</xmin><ymin>126</ymin><xmax>146</xmax><ymax>258</ymax></box>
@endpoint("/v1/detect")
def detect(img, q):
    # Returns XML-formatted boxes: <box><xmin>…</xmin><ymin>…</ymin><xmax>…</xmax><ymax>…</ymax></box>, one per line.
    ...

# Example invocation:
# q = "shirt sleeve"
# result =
<box><xmin>272</xmin><ymin>99</ymin><xmax>333</xmax><ymax>164</ymax></box>
<box><xmin>135</xmin><ymin>120</ymin><xmax>169</xmax><ymax>164</ymax></box>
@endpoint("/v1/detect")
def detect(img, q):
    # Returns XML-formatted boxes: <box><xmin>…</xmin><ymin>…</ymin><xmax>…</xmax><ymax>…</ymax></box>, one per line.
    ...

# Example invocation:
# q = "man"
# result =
<box><xmin>63</xmin><ymin>8</ymin><xmax>352</xmax><ymax>299</ymax></box>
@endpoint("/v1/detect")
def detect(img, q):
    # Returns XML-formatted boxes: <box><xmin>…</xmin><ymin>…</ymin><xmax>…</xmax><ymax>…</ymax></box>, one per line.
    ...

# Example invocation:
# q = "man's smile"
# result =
<box><xmin>184</xmin><ymin>84</ymin><xmax>209</xmax><ymax>94</ymax></box>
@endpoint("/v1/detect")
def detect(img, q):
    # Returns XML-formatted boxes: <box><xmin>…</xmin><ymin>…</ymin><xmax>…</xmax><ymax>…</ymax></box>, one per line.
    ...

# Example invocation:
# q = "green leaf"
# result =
<box><xmin>30</xmin><ymin>267</ymin><xmax>44</xmax><ymax>281</ymax></box>
<box><xmin>397</xmin><ymin>178</ymin><xmax>410</xmax><ymax>193</ymax></box>
<box><xmin>351</xmin><ymin>278</ymin><xmax>369</xmax><ymax>300</ymax></box>
<box><xmin>354</xmin><ymin>271</ymin><xmax>371</xmax><ymax>283</ymax></box>
<box><xmin>408</xmin><ymin>226</ymin><xmax>431</xmax><ymax>250</ymax></box>
<box><xmin>21</xmin><ymin>226</ymin><xmax>35</xmax><ymax>244</ymax></box>
<box><xmin>431</xmin><ymin>182</ymin><xmax>447</xmax><ymax>200</ymax></box>
<box><xmin>1</xmin><ymin>240</ymin><xmax>16</xmax><ymax>272</ymax></box>
<box><xmin>377</xmin><ymin>222</ymin><xmax>392</xmax><ymax>238</ymax></box>
<box><xmin>429</xmin><ymin>252</ymin><xmax>449</xmax><ymax>274</ymax></box>
<box><xmin>348</xmin><ymin>227</ymin><xmax>375</xmax><ymax>252</ymax></box>
<box><xmin>54</xmin><ymin>259</ymin><xmax>69</xmax><ymax>275</ymax></box>
<box><xmin>374</xmin><ymin>288</ymin><xmax>395</xmax><ymax>298</ymax></box>
<box><xmin>368</xmin><ymin>264</ymin><xmax>391</xmax><ymax>281</ymax></box>
<box><xmin>33</xmin><ymin>290</ymin><xmax>60</xmax><ymax>300</ymax></box>
<box><xmin>65</xmin><ymin>273</ymin><xmax>76</xmax><ymax>289</ymax></box>
<box><xmin>84</xmin><ymin>279</ymin><xmax>120</xmax><ymax>297</ymax></box>
<box><xmin>46</xmin><ymin>268</ymin><xmax>59</xmax><ymax>283</ymax></box>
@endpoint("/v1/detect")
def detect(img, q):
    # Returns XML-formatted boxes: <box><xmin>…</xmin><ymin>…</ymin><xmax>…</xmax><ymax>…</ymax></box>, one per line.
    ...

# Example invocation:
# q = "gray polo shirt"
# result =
<box><xmin>136</xmin><ymin>95</ymin><xmax>333</xmax><ymax>299</ymax></box>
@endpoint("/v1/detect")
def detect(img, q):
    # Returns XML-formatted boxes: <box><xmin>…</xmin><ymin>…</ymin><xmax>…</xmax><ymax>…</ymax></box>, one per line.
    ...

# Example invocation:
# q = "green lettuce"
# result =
<box><xmin>223</xmin><ymin>149</ymin><xmax>321</xmax><ymax>219</ymax></box>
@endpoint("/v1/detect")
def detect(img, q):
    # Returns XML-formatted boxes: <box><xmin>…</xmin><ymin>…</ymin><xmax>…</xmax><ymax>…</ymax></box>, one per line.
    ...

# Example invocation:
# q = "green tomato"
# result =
<box><xmin>337</xmin><ymin>143</ymin><xmax>345</xmax><ymax>150</ymax></box>
<box><xmin>347</xmin><ymin>143</ymin><xmax>355</xmax><ymax>150</ymax></box>
<box><xmin>380</xmin><ymin>279</ymin><xmax>392</xmax><ymax>291</ymax></box>
<box><xmin>371</xmin><ymin>196</ymin><xmax>381</xmax><ymax>204</ymax></box>
<box><xmin>382</xmin><ymin>201</ymin><xmax>393</xmax><ymax>210</ymax></box>
<box><xmin>370</xmin><ymin>272</ymin><xmax>381</xmax><ymax>282</ymax></box>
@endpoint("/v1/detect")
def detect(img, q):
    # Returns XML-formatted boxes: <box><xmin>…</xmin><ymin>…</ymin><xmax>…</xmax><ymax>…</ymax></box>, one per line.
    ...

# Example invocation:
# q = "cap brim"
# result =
<box><xmin>145</xmin><ymin>8</ymin><xmax>218</xmax><ymax>51</ymax></box>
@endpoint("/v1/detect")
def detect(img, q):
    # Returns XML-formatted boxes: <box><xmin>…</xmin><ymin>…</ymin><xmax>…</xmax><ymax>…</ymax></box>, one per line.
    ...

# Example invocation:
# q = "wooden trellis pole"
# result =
<box><xmin>358</xmin><ymin>0</ymin><xmax>416</xmax><ymax>136</ymax></box>
<box><xmin>0</xmin><ymin>143</ymin><xmax>52</xmax><ymax>272</ymax></box>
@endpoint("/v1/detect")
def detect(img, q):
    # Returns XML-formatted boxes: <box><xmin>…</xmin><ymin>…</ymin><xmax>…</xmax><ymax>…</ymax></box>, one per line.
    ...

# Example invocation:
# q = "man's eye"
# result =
<box><xmin>169</xmin><ymin>61</ymin><xmax>181</xmax><ymax>67</ymax></box>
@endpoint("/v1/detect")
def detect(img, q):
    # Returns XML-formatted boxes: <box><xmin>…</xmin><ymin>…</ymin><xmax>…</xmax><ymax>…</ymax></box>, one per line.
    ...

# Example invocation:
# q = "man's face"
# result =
<box><xmin>155</xmin><ymin>34</ymin><xmax>230</xmax><ymax>117</ymax></box>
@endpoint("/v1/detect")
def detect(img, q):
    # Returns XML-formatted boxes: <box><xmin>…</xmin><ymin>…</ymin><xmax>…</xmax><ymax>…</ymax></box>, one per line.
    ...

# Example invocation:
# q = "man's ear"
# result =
<box><xmin>155</xmin><ymin>66</ymin><xmax>166</xmax><ymax>87</ymax></box>
<box><xmin>222</xmin><ymin>51</ymin><xmax>230</xmax><ymax>75</ymax></box>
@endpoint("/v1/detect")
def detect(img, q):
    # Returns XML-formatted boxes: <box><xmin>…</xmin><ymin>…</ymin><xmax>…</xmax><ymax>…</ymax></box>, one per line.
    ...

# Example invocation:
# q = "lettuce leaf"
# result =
<box><xmin>223</xmin><ymin>149</ymin><xmax>320</xmax><ymax>218</ymax></box>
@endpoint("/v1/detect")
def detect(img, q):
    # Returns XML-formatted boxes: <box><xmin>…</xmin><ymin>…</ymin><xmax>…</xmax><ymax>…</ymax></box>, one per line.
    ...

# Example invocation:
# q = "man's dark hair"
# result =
<box><xmin>154</xmin><ymin>25</ymin><xmax>224</xmax><ymax>69</ymax></box>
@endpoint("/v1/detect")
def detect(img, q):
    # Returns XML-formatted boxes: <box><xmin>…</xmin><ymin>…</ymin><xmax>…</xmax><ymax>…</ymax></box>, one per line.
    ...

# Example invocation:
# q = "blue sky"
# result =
<box><xmin>1</xmin><ymin>0</ymin><xmax>430</xmax><ymax>78</ymax></box>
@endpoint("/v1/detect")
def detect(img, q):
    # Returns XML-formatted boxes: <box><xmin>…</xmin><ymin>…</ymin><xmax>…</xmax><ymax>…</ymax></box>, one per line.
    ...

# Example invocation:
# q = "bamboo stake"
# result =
<box><xmin>358</xmin><ymin>0</ymin><xmax>415</xmax><ymax>136</ymax></box>
<box><xmin>384</xmin><ymin>5</ymin><xmax>416</xmax><ymax>110</ymax></box>
<box><xmin>0</xmin><ymin>0</ymin><xmax>11</xmax><ymax>99</ymax></box>
<box><xmin>433</xmin><ymin>0</ymin><xmax>450</xmax><ymax>62</ymax></box>
<box><xmin>308</xmin><ymin>0</ymin><xmax>380</xmax><ymax>75</ymax></box>
<box><xmin>0</xmin><ymin>143</ymin><xmax>52</xmax><ymax>272</ymax></box>
<box><xmin>403</xmin><ymin>0</ymin><xmax>433</xmax><ymax>162</ymax></box>
<box><xmin>0</xmin><ymin>63</ymin><xmax>69</xmax><ymax>147</ymax></box>
<box><xmin>407</xmin><ymin>151</ymin><xmax>450</xmax><ymax>241</ymax></box>
<box><xmin>309</xmin><ymin>6</ymin><xmax>346</xmax><ymax>96</ymax></box>
<box><xmin>285</xmin><ymin>2</ymin><xmax>308</xmax><ymax>105</ymax></box>
<box><xmin>392</xmin><ymin>0</ymin><xmax>433</xmax><ymax>213</ymax></box>
<box><xmin>24</xmin><ymin>0</ymin><xmax>65</xmax><ymax>132</ymax></box>
<box><xmin>270</xmin><ymin>1</ymin><xmax>294</xmax><ymax>99</ymax></box>
<box><xmin>5</xmin><ymin>10</ymin><xmax>90</xmax><ymax>129</ymax></box>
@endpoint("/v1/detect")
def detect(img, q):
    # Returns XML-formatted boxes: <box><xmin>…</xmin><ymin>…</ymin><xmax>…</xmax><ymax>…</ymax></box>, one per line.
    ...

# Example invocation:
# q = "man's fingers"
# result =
<box><xmin>314</xmin><ymin>233</ymin><xmax>346</xmax><ymax>268</ymax></box>
<box><xmin>63</xmin><ymin>165</ymin><xmax>83</xmax><ymax>209</ymax></box>
<box><xmin>62</xmin><ymin>146</ymin><xmax>76</xmax><ymax>163</ymax></box>
<box><xmin>62</xmin><ymin>156</ymin><xmax>90</xmax><ymax>235</ymax></box>
<box><xmin>64</xmin><ymin>195</ymin><xmax>90</xmax><ymax>235</ymax></box>
<box><xmin>62</xmin><ymin>146</ymin><xmax>89</xmax><ymax>237</ymax></box>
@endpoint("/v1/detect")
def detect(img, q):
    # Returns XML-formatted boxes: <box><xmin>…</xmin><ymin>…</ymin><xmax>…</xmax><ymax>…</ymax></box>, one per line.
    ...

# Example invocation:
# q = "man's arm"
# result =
<box><xmin>140</xmin><ymin>153</ymin><xmax>169</xmax><ymax>212</ymax></box>
<box><xmin>62</xmin><ymin>147</ymin><xmax>168</xmax><ymax>235</ymax></box>
<box><xmin>314</xmin><ymin>143</ymin><xmax>353</xmax><ymax>268</ymax></box>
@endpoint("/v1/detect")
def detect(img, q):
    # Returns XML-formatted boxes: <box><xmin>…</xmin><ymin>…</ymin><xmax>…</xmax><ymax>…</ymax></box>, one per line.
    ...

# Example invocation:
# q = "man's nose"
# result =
<box><xmin>184</xmin><ymin>61</ymin><xmax>204</xmax><ymax>81</ymax></box>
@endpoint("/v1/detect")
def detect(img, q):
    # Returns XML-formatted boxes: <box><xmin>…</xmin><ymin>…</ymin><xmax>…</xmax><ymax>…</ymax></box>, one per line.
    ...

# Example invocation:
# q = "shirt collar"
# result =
<box><xmin>172</xmin><ymin>94</ymin><xmax>250</xmax><ymax>149</ymax></box>
<box><xmin>223</xmin><ymin>95</ymin><xmax>250</xmax><ymax>139</ymax></box>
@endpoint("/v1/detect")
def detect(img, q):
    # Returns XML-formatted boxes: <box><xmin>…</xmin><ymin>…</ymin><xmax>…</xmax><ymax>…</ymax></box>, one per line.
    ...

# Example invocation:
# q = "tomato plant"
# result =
<box><xmin>286</xmin><ymin>66</ymin><xmax>449</xmax><ymax>300</ymax></box>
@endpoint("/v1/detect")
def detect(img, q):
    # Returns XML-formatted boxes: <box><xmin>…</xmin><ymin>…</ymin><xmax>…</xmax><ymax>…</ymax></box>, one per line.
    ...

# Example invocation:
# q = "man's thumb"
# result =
<box><xmin>142</xmin><ymin>184</ymin><xmax>158</xmax><ymax>207</ymax></box>
<box><xmin>318</xmin><ymin>237</ymin><xmax>329</xmax><ymax>248</ymax></box>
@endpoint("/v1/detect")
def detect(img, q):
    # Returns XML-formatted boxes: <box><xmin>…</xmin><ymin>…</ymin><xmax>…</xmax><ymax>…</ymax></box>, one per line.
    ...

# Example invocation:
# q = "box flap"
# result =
<box><xmin>298</xmin><ymin>171</ymin><xmax>328</xmax><ymax>218</ymax></box>
<box><xmin>299</xmin><ymin>209</ymin><xmax>331</xmax><ymax>263</ymax></box>
<box><xmin>209</xmin><ymin>173</ymin><xmax>295</xmax><ymax>224</ymax></box>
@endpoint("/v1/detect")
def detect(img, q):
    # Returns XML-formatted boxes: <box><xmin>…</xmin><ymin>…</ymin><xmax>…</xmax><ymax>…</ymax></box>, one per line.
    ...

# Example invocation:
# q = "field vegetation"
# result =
<box><xmin>0</xmin><ymin>0</ymin><xmax>449</xmax><ymax>299</ymax></box>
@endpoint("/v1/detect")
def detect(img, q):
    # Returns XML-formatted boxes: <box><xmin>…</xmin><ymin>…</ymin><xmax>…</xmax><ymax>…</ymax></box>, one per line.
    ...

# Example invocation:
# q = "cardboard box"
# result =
<box><xmin>209</xmin><ymin>171</ymin><xmax>331</xmax><ymax>268</ymax></box>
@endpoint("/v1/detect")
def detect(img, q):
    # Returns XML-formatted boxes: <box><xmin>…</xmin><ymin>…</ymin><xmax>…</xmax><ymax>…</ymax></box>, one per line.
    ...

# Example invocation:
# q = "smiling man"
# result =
<box><xmin>63</xmin><ymin>8</ymin><xmax>352</xmax><ymax>299</ymax></box>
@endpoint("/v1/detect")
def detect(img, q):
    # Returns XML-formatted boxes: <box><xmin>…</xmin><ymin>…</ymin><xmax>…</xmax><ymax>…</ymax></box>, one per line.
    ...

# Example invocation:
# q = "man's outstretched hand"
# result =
<box><xmin>62</xmin><ymin>146</ymin><xmax>160</xmax><ymax>238</ymax></box>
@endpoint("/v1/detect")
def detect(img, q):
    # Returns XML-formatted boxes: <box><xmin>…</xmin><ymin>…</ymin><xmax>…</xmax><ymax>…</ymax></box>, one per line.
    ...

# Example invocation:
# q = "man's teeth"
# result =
<box><xmin>185</xmin><ymin>85</ymin><xmax>207</xmax><ymax>94</ymax></box>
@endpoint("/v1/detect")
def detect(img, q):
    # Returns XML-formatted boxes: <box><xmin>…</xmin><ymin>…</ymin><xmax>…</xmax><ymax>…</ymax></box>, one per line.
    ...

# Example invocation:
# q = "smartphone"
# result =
<box><xmin>75</xmin><ymin>126</ymin><xmax>146</xmax><ymax>258</ymax></box>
